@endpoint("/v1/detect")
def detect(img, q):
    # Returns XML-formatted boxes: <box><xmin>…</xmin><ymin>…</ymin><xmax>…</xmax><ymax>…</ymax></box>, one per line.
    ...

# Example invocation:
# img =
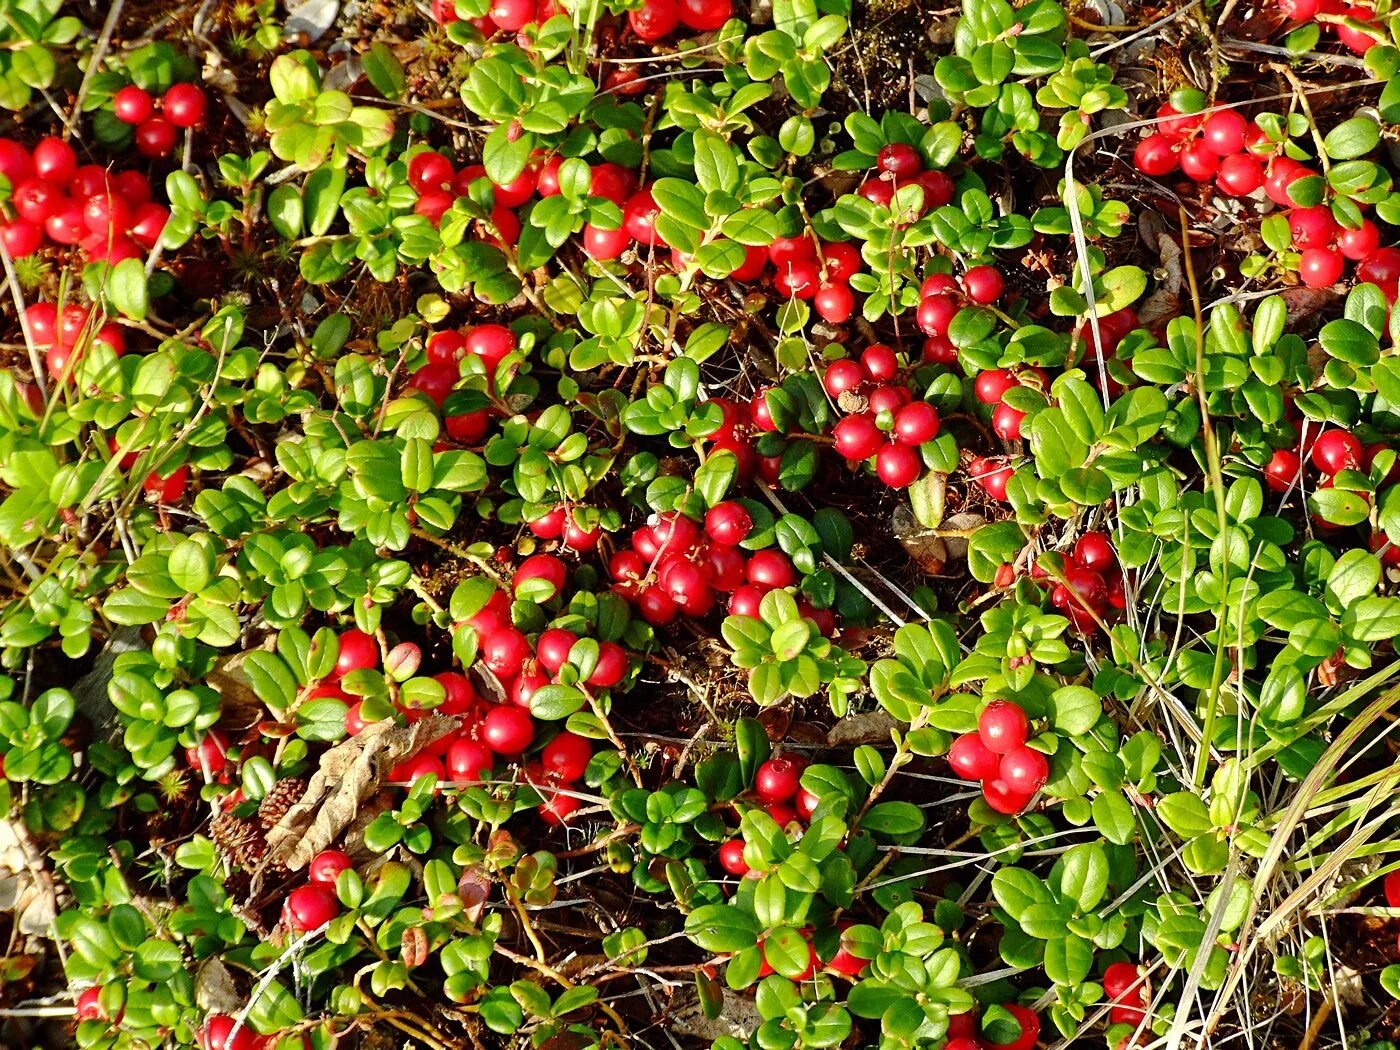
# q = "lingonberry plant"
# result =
<box><xmin>5</xmin><ymin>0</ymin><xmax>1400</xmax><ymax>1046</ymax></box>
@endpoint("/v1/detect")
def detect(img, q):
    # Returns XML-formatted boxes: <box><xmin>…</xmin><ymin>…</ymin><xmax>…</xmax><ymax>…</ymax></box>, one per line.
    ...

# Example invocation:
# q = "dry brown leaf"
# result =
<box><xmin>826</xmin><ymin>710</ymin><xmax>899</xmax><ymax>747</ymax></box>
<box><xmin>264</xmin><ymin>715</ymin><xmax>458</xmax><ymax>870</ymax></box>
<box><xmin>194</xmin><ymin>957</ymin><xmax>242</xmax><ymax>1014</ymax></box>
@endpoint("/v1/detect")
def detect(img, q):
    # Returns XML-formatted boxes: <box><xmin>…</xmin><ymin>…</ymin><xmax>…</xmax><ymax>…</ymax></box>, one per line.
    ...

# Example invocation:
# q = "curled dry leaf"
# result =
<box><xmin>194</xmin><ymin>957</ymin><xmax>242</xmax><ymax>1014</ymax></box>
<box><xmin>264</xmin><ymin>714</ymin><xmax>459</xmax><ymax>870</ymax></box>
<box><xmin>893</xmin><ymin>503</ymin><xmax>947</xmax><ymax>573</ymax></box>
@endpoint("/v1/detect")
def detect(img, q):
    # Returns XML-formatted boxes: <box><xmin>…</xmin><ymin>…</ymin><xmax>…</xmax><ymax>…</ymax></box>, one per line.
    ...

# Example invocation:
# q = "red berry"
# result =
<box><xmin>823</xmin><ymin>358</ymin><xmax>865</xmax><ymax>397</ymax></box>
<box><xmin>0</xmin><ymin>218</ymin><xmax>41</xmax><ymax>257</ymax></box>
<box><xmin>309</xmin><ymin>849</ymin><xmax>353</xmax><ymax>884</ymax></box>
<box><xmin>490</xmin><ymin>0</ymin><xmax>537</xmax><ymax>29</ymax></box>
<box><xmin>589</xmin><ymin>641</ymin><xmax>629</xmax><ymax>687</ymax></box>
<box><xmin>1072</xmin><ymin>532</ymin><xmax>1116</xmax><ymax>573</ymax></box>
<box><xmin>1179</xmin><ymin>140</ymin><xmax>1220</xmax><ymax>182</ymax></box>
<box><xmin>482</xmin><ymin>704</ymin><xmax>535</xmax><ymax>754</ymax></box>
<box><xmin>1279</xmin><ymin>0</ymin><xmax>1321</xmax><ymax>17</ymax></box>
<box><xmin>978</xmin><ymin>700</ymin><xmax>1029</xmax><ymax>754</ymax></box>
<box><xmin>75</xmin><ymin>986</ymin><xmax>105</xmax><ymax>1022</ymax></box>
<box><xmin>1339</xmin><ymin>220</ymin><xmax>1381</xmax><ymax>261</ymax></box>
<box><xmin>1335</xmin><ymin>6</ymin><xmax>1380</xmax><ymax>54</ymax></box>
<box><xmin>143</xmin><ymin>465</ymin><xmax>189</xmax><ymax>502</ymax></box>
<box><xmin>857</xmin><ymin>178</ymin><xmax>894</xmax><ymax>206</ymax></box>
<box><xmin>446</xmin><ymin>738</ymin><xmax>494</xmax><ymax>782</ymax></box>
<box><xmin>718</xmin><ymin>839</ymin><xmax>749</xmax><ymax>875</ymax></box>
<box><xmin>1385</xmin><ymin>869</ymin><xmax>1400</xmax><ymax>908</ymax></box>
<box><xmin>1133</xmin><ymin>134</ymin><xmax>1179</xmax><ymax>176</ymax></box>
<box><xmin>0</xmin><ymin>138</ymin><xmax>32</xmax><ymax>186</ymax></box>
<box><xmin>32</xmin><ymin>137</ymin><xmax>76</xmax><ymax>183</ymax></box>
<box><xmin>916</xmin><ymin>294</ymin><xmax>958</xmax><ymax>336</ymax></box>
<box><xmin>822</xmin><ymin>241</ymin><xmax>862</xmax><ymax>283</ymax></box>
<box><xmin>200</xmin><ymin>1015</ymin><xmax>261</xmax><ymax>1050</ymax></box>
<box><xmin>893</xmin><ymin>401</ymin><xmax>940</xmax><ymax>446</ymax></box>
<box><xmin>284</xmin><ymin>882</ymin><xmax>340</xmax><ymax>932</ymax></box>
<box><xmin>914</xmin><ymin>169</ymin><xmax>955</xmax><ymax>208</ymax></box>
<box><xmin>1001</xmin><ymin>1005</ymin><xmax>1040</xmax><ymax>1050</ymax></box>
<box><xmin>1311</xmin><ymin>429</ymin><xmax>1363</xmax><ymax>474</ymax></box>
<box><xmin>538</xmin><ymin>790</ymin><xmax>582</xmax><ymax>825</ymax></box>
<box><xmin>1158</xmin><ymin>102</ymin><xmax>1203</xmax><ymax>139</ymax></box>
<box><xmin>1215</xmin><ymin>153</ymin><xmax>1264</xmax><ymax>197</ymax></box>
<box><xmin>860</xmin><ymin>343</ymin><xmax>898</xmax><ymax>382</ymax></box>
<box><xmin>425</xmin><ymin>333</ymin><xmax>470</xmax><ymax>375</ymax></box>
<box><xmin>162</xmin><ymin>83</ymin><xmax>208</xmax><ymax>128</ymax></box>
<box><xmin>677</xmin><ymin>0</ymin><xmax>732</xmax><ymax>29</ymax></box>
<box><xmin>704</xmin><ymin>501</ymin><xmax>752</xmax><ymax>546</ymax></box>
<box><xmin>971</xmin><ymin>457</ymin><xmax>1013</xmax><ymax>501</ymax></box>
<box><xmin>813</xmin><ymin>282</ymin><xmax>855</xmax><ymax>323</ymax></box>
<box><xmin>1104</xmin><ymin>961</ymin><xmax>1145</xmax><ymax>1003</ymax></box>
<box><xmin>747</xmin><ymin>549</ymin><xmax>795</xmax><ymax>589</ymax></box>
<box><xmin>541</xmin><ymin>731</ymin><xmax>592</xmax><ymax>781</ymax></box>
<box><xmin>563</xmin><ymin>515</ymin><xmax>602</xmax><ymax>551</ymax></box>
<box><xmin>129</xmin><ymin>203</ymin><xmax>170</xmax><ymax>249</ymax></box>
<box><xmin>623</xmin><ymin>186</ymin><xmax>662</xmax><ymax>245</ymax></box>
<box><xmin>13</xmin><ymin>179</ymin><xmax>64</xmax><ymax>223</ymax></box>
<box><xmin>1358</xmin><ymin>246</ymin><xmax>1400</xmax><ymax>300</ymax></box>
<box><xmin>629</xmin><ymin>0</ymin><xmax>680</xmax><ymax>38</ymax></box>
<box><xmin>833</xmin><ymin>414</ymin><xmax>884</xmax><ymax>460</ymax></box>
<box><xmin>774</xmin><ymin>259</ymin><xmax>819</xmax><ymax>299</ymax></box>
<box><xmin>728</xmin><ymin>584</ymin><xmax>765</xmax><ymax>618</ymax></box>
<box><xmin>974</xmin><ymin>368</ymin><xmax>1017</xmax><ymax>405</ymax></box>
<box><xmin>875</xmin><ymin>442</ymin><xmax>922</xmax><ymax>488</ymax></box>
<box><xmin>1264</xmin><ymin>449</ymin><xmax>1302</xmax><ymax>492</ymax></box>
<box><xmin>482</xmin><ymin>625</ymin><xmax>532</xmax><ymax>675</ymax></box>
<box><xmin>992</xmin><ymin>402</ymin><xmax>1026</xmax><ymax>441</ymax></box>
<box><xmin>962</xmin><ymin>265</ymin><xmax>1003</xmax><ymax>304</ymax></box>
<box><xmin>134</xmin><ymin>117</ymin><xmax>178</xmax><ymax>158</ymax></box>
<box><xmin>999</xmin><ymin>744</ymin><xmax>1049</xmax><ymax>794</ymax></box>
<box><xmin>876</xmin><ymin>142</ymin><xmax>923</xmax><ymax>177</ymax></box>
<box><xmin>1265</xmin><ymin>158</ymin><xmax>1313</xmax><ymax>208</ymax></box>
<box><xmin>515</xmin><ymin>553</ymin><xmax>567</xmax><ymax>601</ymax></box>
<box><xmin>581</xmin><ymin>221</ymin><xmax>629</xmax><ymax>260</ymax></box>
<box><xmin>948</xmin><ymin>732</ymin><xmax>1000</xmax><ymax>780</ymax></box>
<box><xmin>1201</xmin><ymin>110</ymin><xmax>1247</xmax><ymax>156</ymax></box>
<box><xmin>754</xmin><ymin>757</ymin><xmax>802</xmax><ymax>802</ymax></box>
<box><xmin>535</xmin><ymin>627</ymin><xmax>577</xmax><ymax>673</ymax></box>
<box><xmin>983</xmin><ymin>779</ymin><xmax>1036</xmax><ymax>814</ymax></box>
<box><xmin>1298</xmin><ymin>246</ymin><xmax>1343</xmax><ymax>288</ymax></box>
<box><xmin>1289</xmin><ymin>205</ymin><xmax>1339</xmax><ymax>250</ymax></box>
<box><xmin>334</xmin><ymin>629</ymin><xmax>378</xmax><ymax>677</ymax></box>
<box><xmin>408</xmin><ymin>151</ymin><xmax>455</xmax><ymax>193</ymax></box>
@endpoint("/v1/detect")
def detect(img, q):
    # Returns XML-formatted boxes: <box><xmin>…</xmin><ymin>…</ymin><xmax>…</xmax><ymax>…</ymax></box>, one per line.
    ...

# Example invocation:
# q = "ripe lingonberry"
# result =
<box><xmin>978</xmin><ymin>700</ymin><xmax>1029</xmax><ymax>754</ymax></box>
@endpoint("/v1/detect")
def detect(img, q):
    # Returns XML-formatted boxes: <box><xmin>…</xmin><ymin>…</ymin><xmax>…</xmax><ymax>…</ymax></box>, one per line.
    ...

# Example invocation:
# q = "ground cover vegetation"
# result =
<box><xmin>3</xmin><ymin>0</ymin><xmax>1400</xmax><ymax>1047</ymax></box>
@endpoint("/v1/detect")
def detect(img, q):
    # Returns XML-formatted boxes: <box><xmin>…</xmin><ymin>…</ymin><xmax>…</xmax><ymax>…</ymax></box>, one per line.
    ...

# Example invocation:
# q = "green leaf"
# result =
<box><xmin>685</xmin><ymin>904</ymin><xmax>760</xmax><ymax>952</ymax></box>
<box><xmin>1324</xmin><ymin>116</ymin><xmax>1380</xmax><ymax>160</ymax></box>
<box><xmin>362</xmin><ymin>43</ymin><xmax>406</xmax><ymax>100</ymax></box>
<box><xmin>108</xmin><ymin>258</ymin><xmax>149</xmax><ymax>320</ymax></box>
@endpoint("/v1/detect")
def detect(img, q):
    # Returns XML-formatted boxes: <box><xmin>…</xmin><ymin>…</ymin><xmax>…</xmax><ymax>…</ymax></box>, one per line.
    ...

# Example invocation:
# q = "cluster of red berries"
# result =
<box><xmin>106</xmin><ymin>433</ymin><xmax>192</xmax><ymax>503</ymax></box>
<box><xmin>746</xmin><ymin>233</ymin><xmax>866</xmax><ymax>324</ymax></box>
<box><xmin>186</xmin><ymin>729</ymin><xmax>232</xmax><ymax>782</ymax></box>
<box><xmin>1278</xmin><ymin>0</ymin><xmax>1384</xmax><ymax>53</ymax></box>
<box><xmin>969</xmin><ymin>363</ymin><xmax>1045</xmax><ymax>444</ymax></box>
<box><xmin>715</xmin><ymin>756</ymin><xmax>823</xmax><ymax>878</ymax></box>
<box><xmin>627</xmin><ymin>0</ymin><xmax>734</xmax><ymax>40</ymax></box>
<box><xmin>1132</xmin><ymin>106</ymin><xmax>1398</xmax><ymax>290</ymax></box>
<box><xmin>824</xmin><ymin>346</ymin><xmax>941</xmax><ymax>489</ymax></box>
<box><xmin>525</xmin><ymin>503</ymin><xmax>604</xmax><ymax>551</ymax></box>
<box><xmin>947</xmin><ymin>700</ymin><xmax>1047</xmax><ymax>814</ymax></box>
<box><xmin>606</xmin><ymin>506</ymin><xmax>836</xmax><ymax>633</ymax></box>
<box><xmin>281</xmin><ymin>848</ymin><xmax>353</xmax><ymax>933</ymax></box>
<box><xmin>0</xmin><ymin>136</ymin><xmax>168</xmax><ymax>264</ymax></box>
<box><xmin>25</xmin><ymin>300</ymin><xmax>127</xmax><ymax>378</ymax></box>
<box><xmin>856</xmin><ymin>142</ymin><xmax>955</xmax><ymax>216</ymax></box>
<box><xmin>914</xmin><ymin>267</ymin><xmax>1005</xmax><ymax>367</ymax></box>
<box><xmin>1263</xmin><ymin>427</ymin><xmax>1364</xmax><ymax>497</ymax></box>
<box><xmin>111</xmin><ymin>82</ymin><xmax>208</xmax><ymax>159</ymax></box>
<box><xmin>967</xmin><ymin>455</ymin><xmax>1015</xmax><ymax>502</ymax></box>
<box><xmin>198</xmin><ymin>1013</ymin><xmax>298</xmax><ymax>1050</ymax></box>
<box><xmin>408</xmin><ymin>321</ymin><xmax>518</xmax><ymax>431</ymax></box>
<box><xmin>1034</xmin><ymin>530</ymin><xmax>1125</xmax><ymax>632</ymax></box>
<box><xmin>316</xmin><ymin>616</ymin><xmax>605</xmax><ymax>825</ymax></box>
<box><xmin>1103</xmin><ymin>961</ymin><xmax>1149</xmax><ymax>1029</ymax></box>
<box><xmin>943</xmin><ymin>1004</ymin><xmax>1040</xmax><ymax>1050</ymax></box>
